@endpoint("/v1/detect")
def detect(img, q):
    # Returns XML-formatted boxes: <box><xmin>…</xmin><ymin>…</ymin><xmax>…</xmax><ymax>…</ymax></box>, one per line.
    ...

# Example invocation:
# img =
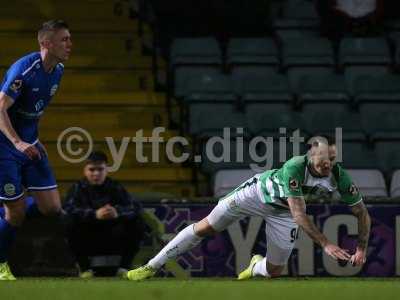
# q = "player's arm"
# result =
<box><xmin>287</xmin><ymin>197</ymin><xmax>351</xmax><ymax>261</ymax></box>
<box><xmin>0</xmin><ymin>92</ymin><xmax>40</xmax><ymax>159</ymax></box>
<box><xmin>349</xmin><ymin>201</ymin><xmax>371</xmax><ymax>266</ymax></box>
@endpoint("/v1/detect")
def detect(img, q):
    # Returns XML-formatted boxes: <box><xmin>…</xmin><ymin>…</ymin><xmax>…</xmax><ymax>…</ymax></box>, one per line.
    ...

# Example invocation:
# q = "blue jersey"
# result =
<box><xmin>0</xmin><ymin>52</ymin><xmax>64</xmax><ymax>147</ymax></box>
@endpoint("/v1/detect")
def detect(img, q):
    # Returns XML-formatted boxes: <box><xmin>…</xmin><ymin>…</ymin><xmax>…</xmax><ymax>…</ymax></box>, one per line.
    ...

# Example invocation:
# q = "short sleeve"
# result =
<box><xmin>282</xmin><ymin>165</ymin><xmax>304</xmax><ymax>198</ymax></box>
<box><xmin>0</xmin><ymin>64</ymin><xmax>24</xmax><ymax>101</ymax></box>
<box><xmin>337</xmin><ymin>167</ymin><xmax>363</xmax><ymax>206</ymax></box>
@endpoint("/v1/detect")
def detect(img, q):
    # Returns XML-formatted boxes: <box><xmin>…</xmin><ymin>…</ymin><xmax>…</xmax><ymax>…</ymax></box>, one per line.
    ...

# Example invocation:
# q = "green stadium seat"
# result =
<box><xmin>273</xmin><ymin>0</ymin><xmax>319</xmax><ymax>30</ymax></box>
<box><xmin>339</xmin><ymin>38</ymin><xmax>391</xmax><ymax>67</ymax></box>
<box><xmin>170</xmin><ymin>37</ymin><xmax>222</xmax><ymax>67</ymax></box>
<box><xmin>199</xmin><ymin>140</ymin><xmax>254</xmax><ymax>174</ymax></box>
<box><xmin>174</xmin><ymin>67</ymin><xmax>220</xmax><ymax>98</ymax></box>
<box><xmin>187</xmin><ymin>103</ymin><xmax>249</xmax><ymax>138</ymax></box>
<box><xmin>245</xmin><ymin>104</ymin><xmax>306</xmax><ymax>137</ymax></box>
<box><xmin>232</xmin><ymin>68</ymin><xmax>293</xmax><ymax>102</ymax></box>
<box><xmin>340</xmin><ymin>141</ymin><xmax>379</xmax><ymax>169</ymax></box>
<box><xmin>275</xmin><ymin>29</ymin><xmax>319</xmax><ymax>41</ymax></box>
<box><xmin>184</xmin><ymin>73</ymin><xmax>236</xmax><ymax>103</ymax></box>
<box><xmin>345</xmin><ymin>66</ymin><xmax>400</xmax><ymax>103</ymax></box>
<box><xmin>288</xmin><ymin>67</ymin><xmax>350</xmax><ymax>103</ymax></box>
<box><xmin>376</xmin><ymin>141</ymin><xmax>400</xmax><ymax>173</ymax></box>
<box><xmin>281</xmin><ymin>37</ymin><xmax>334</xmax><ymax>69</ymax></box>
<box><xmin>255</xmin><ymin>140</ymin><xmax>309</xmax><ymax>170</ymax></box>
<box><xmin>227</xmin><ymin>38</ymin><xmax>279</xmax><ymax>67</ymax></box>
<box><xmin>282</xmin><ymin>0</ymin><xmax>319</xmax><ymax>20</ymax></box>
<box><xmin>360</xmin><ymin>104</ymin><xmax>400</xmax><ymax>141</ymax></box>
<box><xmin>304</xmin><ymin>106</ymin><xmax>365</xmax><ymax>141</ymax></box>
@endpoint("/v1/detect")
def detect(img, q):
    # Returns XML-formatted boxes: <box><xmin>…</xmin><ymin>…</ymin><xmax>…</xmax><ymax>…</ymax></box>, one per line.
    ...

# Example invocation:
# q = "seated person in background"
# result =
<box><xmin>63</xmin><ymin>151</ymin><xmax>144</xmax><ymax>278</ymax></box>
<box><xmin>316</xmin><ymin>0</ymin><xmax>384</xmax><ymax>39</ymax></box>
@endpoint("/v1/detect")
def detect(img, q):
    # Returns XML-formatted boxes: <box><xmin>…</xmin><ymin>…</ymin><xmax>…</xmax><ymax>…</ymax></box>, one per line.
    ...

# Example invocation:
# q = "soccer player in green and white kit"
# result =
<box><xmin>127</xmin><ymin>136</ymin><xmax>371</xmax><ymax>280</ymax></box>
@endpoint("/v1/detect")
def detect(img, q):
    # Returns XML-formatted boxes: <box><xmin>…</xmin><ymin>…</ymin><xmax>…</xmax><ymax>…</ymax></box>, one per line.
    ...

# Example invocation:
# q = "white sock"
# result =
<box><xmin>148</xmin><ymin>224</ymin><xmax>202</xmax><ymax>269</ymax></box>
<box><xmin>252</xmin><ymin>257</ymin><xmax>270</xmax><ymax>277</ymax></box>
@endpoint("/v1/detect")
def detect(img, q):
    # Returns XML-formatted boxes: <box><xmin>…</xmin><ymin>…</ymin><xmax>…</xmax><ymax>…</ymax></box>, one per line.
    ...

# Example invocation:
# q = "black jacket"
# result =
<box><xmin>63</xmin><ymin>177</ymin><xmax>142</xmax><ymax>223</ymax></box>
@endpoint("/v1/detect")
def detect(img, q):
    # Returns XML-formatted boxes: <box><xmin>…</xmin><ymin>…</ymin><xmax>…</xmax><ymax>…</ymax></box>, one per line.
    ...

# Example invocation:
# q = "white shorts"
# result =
<box><xmin>206</xmin><ymin>174</ymin><xmax>299</xmax><ymax>266</ymax></box>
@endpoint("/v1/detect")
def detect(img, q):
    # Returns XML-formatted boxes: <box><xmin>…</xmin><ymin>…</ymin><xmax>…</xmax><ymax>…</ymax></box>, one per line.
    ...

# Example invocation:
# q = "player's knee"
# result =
<box><xmin>267</xmin><ymin>263</ymin><xmax>284</xmax><ymax>278</ymax></box>
<box><xmin>39</xmin><ymin>203</ymin><xmax>62</xmax><ymax>217</ymax></box>
<box><xmin>194</xmin><ymin>219</ymin><xmax>217</xmax><ymax>237</ymax></box>
<box><xmin>6</xmin><ymin>210</ymin><xmax>26</xmax><ymax>227</ymax></box>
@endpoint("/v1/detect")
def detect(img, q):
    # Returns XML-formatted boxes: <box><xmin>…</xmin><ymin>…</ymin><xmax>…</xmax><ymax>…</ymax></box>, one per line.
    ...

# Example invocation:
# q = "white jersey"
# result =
<box><xmin>336</xmin><ymin>0</ymin><xmax>376</xmax><ymax>18</ymax></box>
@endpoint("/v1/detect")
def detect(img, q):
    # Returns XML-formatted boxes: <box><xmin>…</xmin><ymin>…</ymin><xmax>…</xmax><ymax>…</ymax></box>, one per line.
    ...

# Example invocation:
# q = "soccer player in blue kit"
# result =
<box><xmin>0</xmin><ymin>20</ymin><xmax>72</xmax><ymax>280</ymax></box>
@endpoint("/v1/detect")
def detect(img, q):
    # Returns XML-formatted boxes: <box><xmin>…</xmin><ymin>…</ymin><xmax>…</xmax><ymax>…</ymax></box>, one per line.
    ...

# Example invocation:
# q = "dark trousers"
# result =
<box><xmin>66</xmin><ymin>216</ymin><xmax>144</xmax><ymax>272</ymax></box>
<box><xmin>316</xmin><ymin>3</ymin><xmax>383</xmax><ymax>40</ymax></box>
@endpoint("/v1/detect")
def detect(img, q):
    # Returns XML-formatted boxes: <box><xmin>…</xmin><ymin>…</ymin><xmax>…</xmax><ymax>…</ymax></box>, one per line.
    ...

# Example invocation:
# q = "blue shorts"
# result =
<box><xmin>0</xmin><ymin>142</ymin><xmax>57</xmax><ymax>201</ymax></box>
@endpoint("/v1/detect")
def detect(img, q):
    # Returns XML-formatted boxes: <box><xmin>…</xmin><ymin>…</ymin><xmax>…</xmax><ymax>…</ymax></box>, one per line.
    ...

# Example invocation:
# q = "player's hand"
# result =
<box><xmin>323</xmin><ymin>243</ymin><xmax>351</xmax><ymax>261</ymax></box>
<box><xmin>37</xmin><ymin>141</ymin><xmax>48</xmax><ymax>157</ymax></box>
<box><xmin>14</xmin><ymin>141</ymin><xmax>41</xmax><ymax>160</ymax></box>
<box><xmin>350</xmin><ymin>247</ymin><xmax>367</xmax><ymax>266</ymax></box>
<box><xmin>96</xmin><ymin>207</ymin><xmax>111</xmax><ymax>220</ymax></box>
<box><xmin>104</xmin><ymin>204</ymin><xmax>118</xmax><ymax>219</ymax></box>
<box><xmin>96</xmin><ymin>205</ymin><xmax>118</xmax><ymax>220</ymax></box>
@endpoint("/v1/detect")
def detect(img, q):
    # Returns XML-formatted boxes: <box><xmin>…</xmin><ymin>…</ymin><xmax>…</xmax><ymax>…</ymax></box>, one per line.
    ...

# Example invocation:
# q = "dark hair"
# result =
<box><xmin>86</xmin><ymin>151</ymin><xmax>108</xmax><ymax>164</ymax></box>
<box><xmin>38</xmin><ymin>20</ymin><xmax>69</xmax><ymax>40</ymax></box>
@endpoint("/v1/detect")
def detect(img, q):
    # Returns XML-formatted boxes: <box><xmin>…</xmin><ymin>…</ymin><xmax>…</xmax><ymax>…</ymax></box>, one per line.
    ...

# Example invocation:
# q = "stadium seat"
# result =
<box><xmin>255</xmin><ymin>139</ymin><xmax>309</xmax><ymax>169</ymax></box>
<box><xmin>227</xmin><ymin>38</ymin><xmax>279</xmax><ymax>67</ymax></box>
<box><xmin>273</xmin><ymin>0</ymin><xmax>319</xmax><ymax>30</ymax></box>
<box><xmin>338</xmin><ymin>38</ymin><xmax>391</xmax><ymax>67</ymax></box>
<box><xmin>376</xmin><ymin>141</ymin><xmax>400</xmax><ymax>173</ymax></box>
<box><xmin>275</xmin><ymin>29</ymin><xmax>319</xmax><ymax>42</ymax></box>
<box><xmin>346</xmin><ymin>169</ymin><xmax>388</xmax><ymax>197</ymax></box>
<box><xmin>246</xmin><ymin>104</ymin><xmax>305</xmax><ymax>137</ymax></box>
<box><xmin>174</xmin><ymin>67</ymin><xmax>221</xmax><ymax>98</ymax></box>
<box><xmin>183</xmin><ymin>72</ymin><xmax>236</xmax><ymax>103</ymax></box>
<box><xmin>281</xmin><ymin>0</ymin><xmax>319</xmax><ymax>20</ymax></box>
<box><xmin>360</xmin><ymin>103</ymin><xmax>400</xmax><ymax>141</ymax></box>
<box><xmin>344</xmin><ymin>66</ymin><xmax>400</xmax><ymax>102</ymax></box>
<box><xmin>170</xmin><ymin>37</ymin><xmax>222</xmax><ymax>67</ymax></box>
<box><xmin>304</xmin><ymin>107</ymin><xmax>365</xmax><ymax>141</ymax></box>
<box><xmin>390</xmin><ymin>170</ymin><xmax>400</xmax><ymax>197</ymax></box>
<box><xmin>199</xmin><ymin>140</ymin><xmax>254</xmax><ymax>174</ymax></box>
<box><xmin>339</xmin><ymin>141</ymin><xmax>378</xmax><ymax>169</ymax></box>
<box><xmin>232</xmin><ymin>68</ymin><xmax>293</xmax><ymax>102</ymax></box>
<box><xmin>288</xmin><ymin>67</ymin><xmax>350</xmax><ymax>104</ymax></box>
<box><xmin>213</xmin><ymin>169</ymin><xmax>257</xmax><ymax>197</ymax></box>
<box><xmin>187</xmin><ymin>103</ymin><xmax>248</xmax><ymax>138</ymax></box>
<box><xmin>281</xmin><ymin>37</ymin><xmax>334</xmax><ymax>69</ymax></box>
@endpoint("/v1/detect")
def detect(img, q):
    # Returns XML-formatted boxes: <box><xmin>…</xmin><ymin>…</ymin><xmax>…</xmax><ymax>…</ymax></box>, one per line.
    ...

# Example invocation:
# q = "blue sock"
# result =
<box><xmin>0</xmin><ymin>197</ymin><xmax>41</xmax><ymax>220</ymax></box>
<box><xmin>0</xmin><ymin>218</ymin><xmax>16</xmax><ymax>263</ymax></box>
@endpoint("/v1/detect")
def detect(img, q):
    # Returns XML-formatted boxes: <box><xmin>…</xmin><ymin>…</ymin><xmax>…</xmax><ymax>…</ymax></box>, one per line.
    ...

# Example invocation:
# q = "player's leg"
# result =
<box><xmin>0</xmin><ymin>197</ymin><xmax>42</xmax><ymax>220</ymax></box>
<box><xmin>0</xmin><ymin>159</ymin><xmax>25</xmax><ymax>280</ymax></box>
<box><xmin>150</xmin><ymin>190</ymin><xmax>245</xmax><ymax>266</ymax></box>
<box><xmin>22</xmin><ymin>151</ymin><xmax>62</xmax><ymax>217</ymax></box>
<box><xmin>29</xmin><ymin>189</ymin><xmax>62</xmax><ymax>216</ymax></box>
<box><xmin>246</xmin><ymin>214</ymin><xmax>298</xmax><ymax>279</ymax></box>
<box><xmin>127</xmin><ymin>192</ymin><xmax>243</xmax><ymax>280</ymax></box>
<box><xmin>0</xmin><ymin>198</ymin><xmax>26</xmax><ymax>280</ymax></box>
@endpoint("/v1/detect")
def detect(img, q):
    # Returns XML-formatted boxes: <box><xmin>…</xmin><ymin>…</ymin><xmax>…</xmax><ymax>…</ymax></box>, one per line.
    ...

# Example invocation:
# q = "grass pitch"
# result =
<box><xmin>1</xmin><ymin>278</ymin><xmax>399</xmax><ymax>300</ymax></box>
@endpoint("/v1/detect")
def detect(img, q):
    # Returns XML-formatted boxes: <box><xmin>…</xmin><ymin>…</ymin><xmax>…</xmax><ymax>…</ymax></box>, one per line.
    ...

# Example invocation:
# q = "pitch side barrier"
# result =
<box><xmin>6</xmin><ymin>197</ymin><xmax>400</xmax><ymax>277</ymax></box>
<box><xmin>138</xmin><ymin>196</ymin><xmax>399</xmax><ymax>277</ymax></box>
